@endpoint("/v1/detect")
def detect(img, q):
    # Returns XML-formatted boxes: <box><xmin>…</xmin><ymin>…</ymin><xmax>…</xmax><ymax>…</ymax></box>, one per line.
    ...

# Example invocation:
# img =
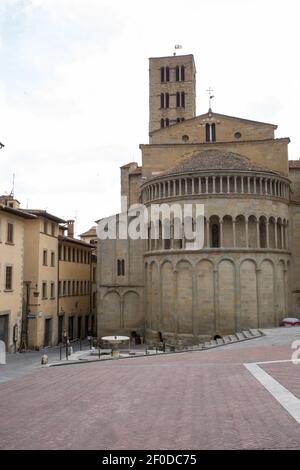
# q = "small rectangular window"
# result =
<box><xmin>51</xmin><ymin>251</ymin><xmax>55</xmax><ymax>267</ymax></box>
<box><xmin>5</xmin><ymin>266</ymin><xmax>13</xmax><ymax>290</ymax></box>
<box><xmin>117</xmin><ymin>259</ymin><xmax>125</xmax><ymax>276</ymax></box>
<box><xmin>43</xmin><ymin>250</ymin><xmax>48</xmax><ymax>266</ymax></box>
<box><xmin>42</xmin><ymin>282</ymin><xmax>47</xmax><ymax>299</ymax></box>
<box><xmin>7</xmin><ymin>223</ymin><xmax>14</xmax><ymax>243</ymax></box>
<box><xmin>50</xmin><ymin>282</ymin><xmax>55</xmax><ymax>299</ymax></box>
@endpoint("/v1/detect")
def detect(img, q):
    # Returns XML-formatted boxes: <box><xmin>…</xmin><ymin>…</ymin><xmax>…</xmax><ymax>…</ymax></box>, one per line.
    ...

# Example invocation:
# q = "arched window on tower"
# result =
<box><xmin>160</xmin><ymin>66</ymin><xmax>170</xmax><ymax>83</ymax></box>
<box><xmin>166</xmin><ymin>66</ymin><xmax>170</xmax><ymax>82</ymax></box>
<box><xmin>211</xmin><ymin>224</ymin><xmax>220</xmax><ymax>248</ymax></box>
<box><xmin>176</xmin><ymin>91</ymin><xmax>185</xmax><ymax>108</ymax></box>
<box><xmin>160</xmin><ymin>92</ymin><xmax>169</xmax><ymax>109</ymax></box>
<box><xmin>176</xmin><ymin>65</ymin><xmax>185</xmax><ymax>81</ymax></box>
<box><xmin>181</xmin><ymin>65</ymin><xmax>185</xmax><ymax>81</ymax></box>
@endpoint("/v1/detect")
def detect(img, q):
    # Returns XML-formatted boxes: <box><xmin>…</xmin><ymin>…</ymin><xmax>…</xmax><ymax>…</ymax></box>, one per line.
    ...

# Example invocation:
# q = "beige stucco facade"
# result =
<box><xmin>58</xmin><ymin>235</ymin><xmax>94</xmax><ymax>341</ymax></box>
<box><xmin>97</xmin><ymin>53</ymin><xmax>300</xmax><ymax>347</ymax></box>
<box><xmin>23</xmin><ymin>213</ymin><xmax>64</xmax><ymax>349</ymax></box>
<box><xmin>0</xmin><ymin>197</ymin><xmax>31</xmax><ymax>351</ymax></box>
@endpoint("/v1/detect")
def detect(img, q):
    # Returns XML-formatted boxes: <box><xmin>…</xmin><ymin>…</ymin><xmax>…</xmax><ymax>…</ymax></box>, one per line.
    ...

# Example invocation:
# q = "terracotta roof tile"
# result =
<box><xmin>157</xmin><ymin>150</ymin><xmax>279</xmax><ymax>177</ymax></box>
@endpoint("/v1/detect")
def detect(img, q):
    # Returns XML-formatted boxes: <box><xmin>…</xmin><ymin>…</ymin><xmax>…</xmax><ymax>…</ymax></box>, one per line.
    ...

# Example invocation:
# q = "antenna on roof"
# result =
<box><xmin>10</xmin><ymin>173</ymin><xmax>15</xmax><ymax>197</ymax></box>
<box><xmin>173</xmin><ymin>44</ymin><xmax>182</xmax><ymax>56</ymax></box>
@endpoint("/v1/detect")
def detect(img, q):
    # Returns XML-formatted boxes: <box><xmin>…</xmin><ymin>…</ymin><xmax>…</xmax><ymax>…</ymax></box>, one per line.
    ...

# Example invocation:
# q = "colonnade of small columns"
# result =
<box><xmin>142</xmin><ymin>174</ymin><xmax>290</xmax><ymax>202</ymax></box>
<box><xmin>146</xmin><ymin>214</ymin><xmax>289</xmax><ymax>251</ymax></box>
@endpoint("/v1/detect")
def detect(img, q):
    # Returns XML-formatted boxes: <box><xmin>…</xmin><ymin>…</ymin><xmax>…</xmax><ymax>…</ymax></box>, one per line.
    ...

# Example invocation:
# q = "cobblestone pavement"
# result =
<box><xmin>0</xmin><ymin>329</ymin><xmax>300</xmax><ymax>450</ymax></box>
<box><xmin>0</xmin><ymin>340</ymin><xmax>92</xmax><ymax>383</ymax></box>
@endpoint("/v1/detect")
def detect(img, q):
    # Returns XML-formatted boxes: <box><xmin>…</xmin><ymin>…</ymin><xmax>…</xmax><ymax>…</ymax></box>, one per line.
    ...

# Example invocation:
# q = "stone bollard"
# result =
<box><xmin>41</xmin><ymin>354</ymin><xmax>48</xmax><ymax>365</ymax></box>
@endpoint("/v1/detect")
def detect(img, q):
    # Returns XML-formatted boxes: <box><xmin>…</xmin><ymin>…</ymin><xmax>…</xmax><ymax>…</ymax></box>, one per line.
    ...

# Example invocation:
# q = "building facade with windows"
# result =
<box><xmin>22</xmin><ymin>210</ymin><xmax>65</xmax><ymax>348</ymax></box>
<box><xmin>0</xmin><ymin>196</ymin><xmax>35</xmax><ymax>351</ymax></box>
<box><xmin>97</xmin><ymin>53</ymin><xmax>300</xmax><ymax>346</ymax></box>
<box><xmin>0</xmin><ymin>197</ymin><xmax>97</xmax><ymax>350</ymax></box>
<box><xmin>58</xmin><ymin>227</ymin><xmax>95</xmax><ymax>342</ymax></box>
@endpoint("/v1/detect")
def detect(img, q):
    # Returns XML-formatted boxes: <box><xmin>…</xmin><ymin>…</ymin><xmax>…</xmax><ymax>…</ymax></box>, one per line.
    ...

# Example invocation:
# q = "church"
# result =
<box><xmin>97</xmin><ymin>53</ymin><xmax>300</xmax><ymax>346</ymax></box>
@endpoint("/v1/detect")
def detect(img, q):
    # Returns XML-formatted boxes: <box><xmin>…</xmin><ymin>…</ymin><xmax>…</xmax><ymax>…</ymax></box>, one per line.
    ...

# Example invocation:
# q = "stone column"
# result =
<box><xmin>275</xmin><ymin>219</ymin><xmax>278</xmax><ymax>249</ymax></box>
<box><xmin>192</xmin><ymin>178</ymin><xmax>195</xmax><ymax>194</ymax></box>
<box><xmin>233</xmin><ymin>220</ymin><xmax>236</xmax><ymax>248</ymax></box>
<box><xmin>256</xmin><ymin>220</ymin><xmax>260</xmax><ymax>248</ymax></box>
<box><xmin>266</xmin><ymin>222</ymin><xmax>270</xmax><ymax>248</ymax></box>
<box><xmin>245</xmin><ymin>219</ymin><xmax>249</xmax><ymax>248</ymax></box>
<box><xmin>206</xmin><ymin>177</ymin><xmax>209</xmax><ymax>194</ymax></box>
<box><xmin>213</xmin><ymin>268</ymin><xmax>219</xmax><ymax>333</ymax></box>
<box><xmin>173</xmin><ymin>269</ymin><xmax>178</xmax><ymax>337</ymax></box>
<box><xmin>234</xmin><ymin>176</ymin><xmax>237</xmax><ymax>193</ymax></box>
<box><xmin>185</xmin><ymin>178</ymin><xmax>188</xmax><ymax>194</ymax></box>
<box><xmin>260</xmin><ymin>178</ymin><xmax>263</xmax><ymax>194</ymax></box>
<box><xmin>120</xmin><ymin>297</ymin><xmax>124</xmax><ymax>329</ymax></box>
<box><xmin>198</xmin><ymin>177</ymin><xmax>202</xmax><ymax>194</ymax></box>
<box><xmin>254</xmin><ymin>177</ymin><xmax>257</xmax><ymax>194</ymax></box>
<box><xmin>213</xmin><ymin>176</ymin><xmax>216</xmax><ymax>194</ymax></box>
<box><xmin>220</xmin><ymin>176</ymin><xmax>223</xmax><ymax>193</ymax></box>
<box><xmin>265</xmin><ymin>179</ymin><xmax>268</xmax><ymax>195</ymax></box>
<box><xmin>235</xmin><ymin>264</ymin><xmax>241</xmax><ymax>332</ymax></box>
<box><xmin>247</xmin><ymin>176</ymin><xmax>251</xmax><ymax>193</ymax></box>
<box><xmin>206</xmin><ymin>219</ymin><xmax>210</xmax><ymax>248</ymax></box>
<box><xmin>256</xmin><ymin>268</ymin><xmax>261</xmax><ymax>328</ymax></box>
<box><xmin>227</xmin><ymin>176</ymin><xmax>230</xmax><ymax>193</ymax></box>
<box><xmin>241</xmin><ymin>177</ymin><xmax>244</xmax><ymax>194</ymax></box>
<box><xmin>192</xmin><ymin>267</ymin><xmax>197</xmax><ymax>337</ymax></box>
<box><xmin>219</xmin><ymin>219</ymin><xmax>223</xmax><ymax>248</ymax></box>
<box><xmin>281</xmin><ymin>224</ymin><xmax>284</xmax><ymax>249</ymax></box>
<box><xmin>179</xmin><ymin>179</ymin><xmax>182</xmax><ymax>196</ymax></box>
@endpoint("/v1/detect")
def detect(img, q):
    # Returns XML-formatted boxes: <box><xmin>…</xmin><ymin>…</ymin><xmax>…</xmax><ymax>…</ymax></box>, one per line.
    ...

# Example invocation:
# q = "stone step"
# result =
<box><xmin>210</xmin><ymin>339</ymin><xmax>218</xmax><ymax>346</ymax></box>
<box><xmin>242</xmin><ymin>330</ymin><xmax>254</xmax><ymax>339</ymax></box>
<box><xmin>216</xmin><ymin>338</ymin><xmax>224</xmax><ymax>345</ymax></box>
<box><xmin>236</xmin><ymin>332</ymin><xmax>246</xmax><ymax>341</ymax></box>
<box><xmin>229</xmin><ymin>335</ymin><xmax>238</xmax><ymax>342</ymax></box>
<box><xmin>223</xmin><ymin>336</ymin><xmax>232</xmax><ymax>343</ymax></box>
<box><xmin>204</xmin><ymin>342</ymin><xmax>214</xmax><ymax>348</ymax></box>
<box><xmin>249</xmin><ymin>328</ymin><xmax>262</xmax><ymax>337</ymax></box>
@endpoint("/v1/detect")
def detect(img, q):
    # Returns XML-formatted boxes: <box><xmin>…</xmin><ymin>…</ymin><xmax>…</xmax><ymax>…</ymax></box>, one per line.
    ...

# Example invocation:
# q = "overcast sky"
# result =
<box><xmin>0</xmin><ymin>0</ymin><xmax>299</xmax><ymax>235</ymax></box>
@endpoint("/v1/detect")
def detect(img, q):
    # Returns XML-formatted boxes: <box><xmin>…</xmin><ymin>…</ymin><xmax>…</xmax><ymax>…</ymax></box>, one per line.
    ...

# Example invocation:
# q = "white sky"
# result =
<box><xmin>0</xmin><ymin>0</ymin><xmax>299</xmax><ymax>235</ymax></box>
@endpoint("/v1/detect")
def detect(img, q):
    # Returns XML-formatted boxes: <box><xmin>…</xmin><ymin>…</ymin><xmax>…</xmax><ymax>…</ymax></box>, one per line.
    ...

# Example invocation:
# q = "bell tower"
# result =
<box><xmin>149</xmin><ymin>54</ymin><xmax>196</xmax><ymax>136</ymax></box>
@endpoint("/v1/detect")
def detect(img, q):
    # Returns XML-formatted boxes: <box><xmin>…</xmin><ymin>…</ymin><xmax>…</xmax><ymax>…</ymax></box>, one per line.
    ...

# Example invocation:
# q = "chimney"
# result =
<box><xmin>67</xmin><ymin>219</ymin><xmax>75</xmax><ymax>238</ymax></box>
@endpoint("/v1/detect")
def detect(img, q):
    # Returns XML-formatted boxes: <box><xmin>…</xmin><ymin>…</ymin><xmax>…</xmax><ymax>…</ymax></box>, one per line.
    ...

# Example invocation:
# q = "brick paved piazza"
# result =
<box><xmin>0</xmin><ymin>328</ymin><xmax>300</xmax><ymax>450</ymax></box>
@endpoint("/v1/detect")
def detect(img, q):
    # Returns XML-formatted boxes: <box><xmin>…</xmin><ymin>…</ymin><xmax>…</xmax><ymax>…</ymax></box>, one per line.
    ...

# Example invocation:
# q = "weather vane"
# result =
<box><xmin>173</xmin><ymin>44</ymin><xmax>182</xmax><ymax>56</ymax></box>
<box><xmin>206</xmin><ymin>87</ymin><xmax>215</xmax><ymax>111</ymax></box>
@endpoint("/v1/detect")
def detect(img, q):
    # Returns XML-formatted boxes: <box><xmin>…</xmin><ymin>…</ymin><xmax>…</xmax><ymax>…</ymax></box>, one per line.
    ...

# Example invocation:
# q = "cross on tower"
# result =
<box><xmin>206</xmin><ymin>87</ymin><xmax>215</xmax><ymax>110</ymax></box>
